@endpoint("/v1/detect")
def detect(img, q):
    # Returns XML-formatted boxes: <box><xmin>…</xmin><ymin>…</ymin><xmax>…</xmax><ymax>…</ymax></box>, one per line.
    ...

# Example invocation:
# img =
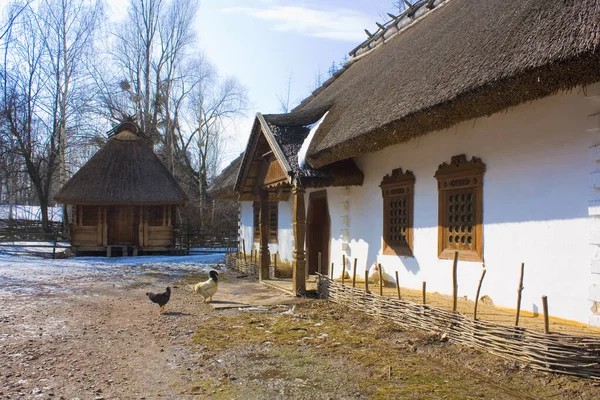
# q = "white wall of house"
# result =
<box><xmin>237</xmin><ymin>86</ymin><xmax>600</xmax><ymax>325</ymax></box>
<box><xmin>239</xmin><ymin>197</ymin><xmax>295</xmax><ymax>263</ymax></box>
<box><xmin>334</xmin><ymin>88</ymin><xmax>597</xmax><ymax>325</ymax></box>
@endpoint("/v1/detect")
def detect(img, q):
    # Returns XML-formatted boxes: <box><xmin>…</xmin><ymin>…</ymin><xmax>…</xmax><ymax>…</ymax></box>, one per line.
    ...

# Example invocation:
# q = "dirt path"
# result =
<box><xmin>2</xmin><ymin>264</ymin><xmax>600</xmax><ymax>399</ymax></box>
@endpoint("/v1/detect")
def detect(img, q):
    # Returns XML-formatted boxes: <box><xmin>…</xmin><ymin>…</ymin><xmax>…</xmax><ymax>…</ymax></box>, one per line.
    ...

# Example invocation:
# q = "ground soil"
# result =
<box><xmin>2</xmin><ymin>266</ymin><xmax>600</xmax><ymax>399</ymax></box>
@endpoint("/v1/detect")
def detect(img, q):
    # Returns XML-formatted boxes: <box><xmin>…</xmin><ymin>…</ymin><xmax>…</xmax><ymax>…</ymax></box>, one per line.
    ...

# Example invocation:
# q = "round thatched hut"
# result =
<box><xmin>54</xmin><ymin>120</ymin><xmax>188</xmax><ymax>256</ymax></box>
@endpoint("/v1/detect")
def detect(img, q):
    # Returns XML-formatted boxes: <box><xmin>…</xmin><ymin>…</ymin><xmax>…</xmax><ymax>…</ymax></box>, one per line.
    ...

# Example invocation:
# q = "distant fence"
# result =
<box><xmin>225</xmin><ymin>253</ymin><xmax>259</xmax><ymax>279</ymax></box>
<box><xmin>318</xmin><ymin>275</ymin><xmax>600</xmax><ymax>381</ymax></box>
<box><xmin>174</xmin><ymin>226</ymin><xmax>237</xmax><ymax>254</ymax></box>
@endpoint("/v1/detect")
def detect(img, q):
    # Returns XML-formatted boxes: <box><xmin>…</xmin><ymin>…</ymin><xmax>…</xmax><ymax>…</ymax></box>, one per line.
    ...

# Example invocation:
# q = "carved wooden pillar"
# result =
<box><xmin>292</xmin><ymin>186</ymin><xmax>306</xmax><ymax>294</ymax></box>
<box><xmin>259</xmin><ymin>189</ymin><xmax>270</xmax><ymax>280</ymax></box>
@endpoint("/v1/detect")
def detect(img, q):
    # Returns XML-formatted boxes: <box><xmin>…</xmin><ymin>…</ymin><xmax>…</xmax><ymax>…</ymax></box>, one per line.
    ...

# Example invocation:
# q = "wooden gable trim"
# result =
<box><xmin>235</xmin><ymin>113</ymin><xmax>293</xmax><ymax>196</ymax></box>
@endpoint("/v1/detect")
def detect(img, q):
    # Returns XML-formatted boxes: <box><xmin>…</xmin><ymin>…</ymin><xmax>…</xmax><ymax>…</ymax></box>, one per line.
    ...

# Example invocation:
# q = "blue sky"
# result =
<box><xmin>106</xmin><ymin>0</ymin><xmax>400</xmax><ymax>166</ymax></box>
<box><xmin>192</xmin><ymin>0</ymin><xmax>398</xmax><ymax>165</ymax></box>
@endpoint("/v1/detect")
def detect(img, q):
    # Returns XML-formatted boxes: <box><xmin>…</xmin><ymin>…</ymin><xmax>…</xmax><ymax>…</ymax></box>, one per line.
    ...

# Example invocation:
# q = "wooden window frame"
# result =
<box><xmin>268</xmin><ymin>201</ymin><xmax>278</xmax><ymax>244</ymax></box>
<box><xmin>434</xmin><ymin>154</ymin><xmax>485</xmax><ymax>262</ymax></box>
<box><xmin>253</xmin><ymin>200</ymin><xmax>278</xmax><ymax>243</ymax></box>
<box><xmin>380</xmin><ymin>168</ymin><xmax>415</xmax><ymax>257</ymax></box>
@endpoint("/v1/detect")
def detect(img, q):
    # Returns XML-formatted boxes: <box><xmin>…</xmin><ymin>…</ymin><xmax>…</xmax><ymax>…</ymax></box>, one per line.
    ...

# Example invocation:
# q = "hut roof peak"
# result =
<box><xmin>114</xmin><ymin>130</ymin><xmax>141</xmax><ymax>141</ymax></box>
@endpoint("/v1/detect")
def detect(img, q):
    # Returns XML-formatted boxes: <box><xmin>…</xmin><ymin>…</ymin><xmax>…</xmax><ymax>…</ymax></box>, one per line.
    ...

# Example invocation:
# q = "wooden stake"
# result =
<box><xmin>330</xmin><ymin>262</ymin><xmax>334</xmax><ymax>279</ymax></box>
<box><xmin>395</xmin><ymin>271</ymin><xmax>401</xmax><ymax>300</ymax></box>
<box><xmin>452</xmin><ymin>251</ymin><xmax>459</xmax><ymax>312</ymax></box>
<box><xmin>242</xmin><ymin>239</ymin><xmax>246</xmax><ymax>262</ymax></box>
<box><xmin>365</xmin><ymin>270</ymin><xmax>370</xmax><ymax>293</ymax></box>
<box><xmin>422</xmin><ymin>281</ymin><xmax>427</xmax><ymax>304</ymax></box>
<box><xmin>542</xmin><ymin>295</ymin><xmax>550</xmax><ymax>334</ymax></box>
<box><xmin>341</xmin><ymin>255</ymin><xmax>346</xmax><ymax>285</ymax></box>
<box><xmin>352</xmin><ymin>258</ymin><xmax>357</xmax><ymax>288</ymax></box>
<box><xmin>473</xmin><ymin>265</ymin><xmax>486</xmax><ymax>321</ymax></box>
<box><xmin>379</xmin><ymin>263</ymin><xmax>383</xmax><ymax>296</ymax></box>
<box><xmin>318</xmin><ymin>252</ymin><xmax>322</xmax><ymax>275</ymax></box>
<box><xmin>274</xmin><ymin>253</ymin><xmax>278</xmax><ymax>269</ymax></box>
<box><xmin>515</xmin><ymin>262</ymin><xmax>525</xmax><ymax>327</ymax></box>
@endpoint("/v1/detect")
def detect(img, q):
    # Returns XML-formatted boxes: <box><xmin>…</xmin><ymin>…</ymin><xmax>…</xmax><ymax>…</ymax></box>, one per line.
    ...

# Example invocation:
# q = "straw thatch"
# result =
<box><xmin>280</xmin><ymin>0</ymin><xmax>600</xmax><ymax>168</ymax></box>
<box><xmin>234</xmin><ymin>113</ymin><xmax>363</xmax><ymax>195</ymax></box>
<box><xmin>263</xmin><ymin>116</ymin><xmax>364</xmax><ymax>188</ymax></box>
<box><xmin>55</xmin><ymin>125</ymin><xmax>188</xmax><ymax>205</ymax></box>
<box><xmin>208</xmin><ymin>154</ymin><xmax>243</xmax><ymax>200</ymax></box>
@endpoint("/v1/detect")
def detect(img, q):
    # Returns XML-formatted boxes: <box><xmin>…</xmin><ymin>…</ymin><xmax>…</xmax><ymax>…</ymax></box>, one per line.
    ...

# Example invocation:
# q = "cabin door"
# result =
<box><xmin>107</xmin><ymin>206</ymin><xmax>138</xmax><ymax>245</ymax></box>
<box><xmin>306</xmin><ymin>191</ymin><xmax>330</xmax><ymax>276</ymax></box>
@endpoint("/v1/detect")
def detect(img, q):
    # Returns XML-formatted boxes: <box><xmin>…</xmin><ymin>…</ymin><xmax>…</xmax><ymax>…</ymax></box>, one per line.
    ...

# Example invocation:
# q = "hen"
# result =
<box><xmin>146</xmin><ymin>287</ymin><xmax>171</xmax><ymax>313</ymax></box>
<box><xmin>194</xmin><ymin>270</ymin><xmax>219</xmax><ymax>303</ymax></box>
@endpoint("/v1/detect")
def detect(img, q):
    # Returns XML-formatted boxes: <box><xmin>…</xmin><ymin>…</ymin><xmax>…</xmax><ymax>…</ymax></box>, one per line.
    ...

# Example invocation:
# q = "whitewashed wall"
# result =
<box><xmin>238</xmin><ymin>197</ymin><xmax>295</xmax><ymax>263</ymax></box>
<box><xmin>237</xmin><ymin>87</ymin><xmax>599</xmax><ymax>325</ymax></box>
<box><xmin>334</xmin><ymin>89</ymin><xmax>597</xmax><ymax>325</ymax></box>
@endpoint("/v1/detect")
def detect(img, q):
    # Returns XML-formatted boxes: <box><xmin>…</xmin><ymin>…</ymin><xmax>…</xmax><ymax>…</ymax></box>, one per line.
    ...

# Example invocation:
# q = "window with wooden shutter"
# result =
<box><xmin>268</xmin><ymin>201</ymin><xmax>278</xmax><ymax>243</ymax></box>
<box><xmin>434</xmin><ymin>154</ymin><xmax>485</xmax><ymax>262</ymax></box>
<box><xmin>380</xmin><ymin>168</ymin><xmax>415</xmax><ymax>257</ymax></box>
<box><xmin>253</xmin><ymin>201</ymin><xmax>278</xmax><ymax>243</ymax></box>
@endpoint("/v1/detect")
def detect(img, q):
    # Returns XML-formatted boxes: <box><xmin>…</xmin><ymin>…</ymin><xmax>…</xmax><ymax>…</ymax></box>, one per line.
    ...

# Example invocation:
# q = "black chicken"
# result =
<box><xmin>146</xmin><ymin>287</ymin><xmax>171</xmax><ymax>313</ymax></box>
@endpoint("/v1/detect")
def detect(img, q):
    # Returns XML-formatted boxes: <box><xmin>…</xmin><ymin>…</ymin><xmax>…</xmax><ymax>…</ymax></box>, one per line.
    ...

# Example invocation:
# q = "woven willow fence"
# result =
<box><xmin>318</xmin><ymin>275</ymin><xmax>600</xmax><ymax>380</ymax></box>
<box><xmin>225</xmin><ymin>254</ymin><xmax>258</xmax><ymax>278</ymax></box>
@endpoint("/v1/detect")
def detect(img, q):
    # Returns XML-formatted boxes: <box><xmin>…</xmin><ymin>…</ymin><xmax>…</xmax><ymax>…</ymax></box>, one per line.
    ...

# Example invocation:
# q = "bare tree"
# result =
<box><xmin>277</xmin><ymin>72</ymin><xmax>294</xmax><ymax>113</ymax></box>
<box><xmin>0</xmin><ymin>0</ymin><xmax>103</xmax><ymax>231</ymax></box>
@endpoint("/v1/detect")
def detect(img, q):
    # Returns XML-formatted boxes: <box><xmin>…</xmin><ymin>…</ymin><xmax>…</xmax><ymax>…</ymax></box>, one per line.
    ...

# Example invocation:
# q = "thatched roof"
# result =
<box><xmin>208</xmin><ymin>154</ymin><xmax>243</xmax><ymax>200</ymax></box>
<box><xmin>234</xmin><ymin>114</ymin><xmax>363</xmax><ymax>196</ymax></box>
<box><xmin>55</xmin><ymin>126</ymin><xmax>188</xmax><ymax>205</ymax></box>
<box><xmin>281</xmin><ymin>0</ymin><xmax>600</xmax><ymax>168</ymax></box>
<box><xmin>262</xmin><ymin>115</ymin><xmax>364</xmax><ymax>188</ymax></box>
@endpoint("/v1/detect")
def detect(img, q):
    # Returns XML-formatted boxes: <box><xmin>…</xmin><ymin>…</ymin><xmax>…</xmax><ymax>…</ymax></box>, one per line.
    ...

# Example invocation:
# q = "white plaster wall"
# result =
<box><xmin>239</xmin><ymin>201</ymin><xmax>255</xmax><ymax>255</ymax></box>
<box><xmin>337</xmin><ymin>89</ymin><xmax>597</xmax><ymax>324</ymax></box>
<box><xmin>238</xmin><ymin>198</ymin><xmax>295</xmax><ymax>263</ymax></box>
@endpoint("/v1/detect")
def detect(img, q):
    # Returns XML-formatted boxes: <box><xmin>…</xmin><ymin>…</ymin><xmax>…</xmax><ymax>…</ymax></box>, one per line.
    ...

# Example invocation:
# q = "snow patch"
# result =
<box><xmin>0</xmin><ymin>205</ymin><xmax>62</xmax><ymax>222</ymax></box>
<box><xmin>298</xmin><ymin>111</ymin><xmax>328</xmax><ymax>168</ymax></box>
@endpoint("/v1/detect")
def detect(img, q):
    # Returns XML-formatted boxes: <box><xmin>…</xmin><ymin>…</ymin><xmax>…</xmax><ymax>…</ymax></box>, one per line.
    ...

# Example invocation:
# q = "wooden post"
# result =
<box><xmin>365</xmin><ymin>270</ymin><xmax>370</xmax><ymax>293</ymax></box>
<box><xmin>52</xmin><ymin>232</ymin><xmax>58</xmax><ymax>260</ymax></box>
<box><xmin>473</xmin><ymin>266</ymin><xmax>487</xmax><ymax>321</ymax></box>
<box><xmin>378</xmin><ymin>263</ymin><xmax>383</xmax><ymax>296</ymax></box>
<box><xmin>274</xmin><ymin>253</ymin><xmax>278</xmax><ymax>269</ymax></box>
<box><xmin>243</xmin><ymin>239</ymin><xmax>247</xmax><ymax>262</ymax></box>
<box><xmin>292</xmin><ymin>186</ymin><xmax>306</xmax><ymax>294</ymax></box>
<box><xmin>318</xmin><ymin>251</ymin><xmax>322</xmax><ymax>275</ymax></box>
<box><xmin>542</xmin><ymin>295</ymin><xmax>550</xmax><ymax>334</ymax></box>
<box><xmin>259</xmin><ymin>189</ymin><xmax>270</xmax><ymax>280</ymax></box>
<box><xmin>395</xmin><ymin>271</ymin><xmax>401</xmax><ymax>300</ymax></box>
<box><xmin>341</xmin><ymin>255</ymin><xmax>346</xmax><ymax>285</ymax></box>
<box><xmin>515</xmin><ymin>262</ymin><xmax>525</xmax><ymax>327</ymax></box>
<box><xmin>452</xmin><ymin>251</ymin><xmax>459</xmax><ymax>312</ymax></box>
<box><xmin>352</xmin><ymin>258</ymin><xmax>357</xmax><ymax>288</ymax></box>
<box><xmin>330</xmin><ymin>262</ymin><xmax>334</xmax><ymax>279</ymax></box>
<box><xmin>422</xmin><ymin>281</ymin><xmax>427</xmax><ymax>304</ymax></box>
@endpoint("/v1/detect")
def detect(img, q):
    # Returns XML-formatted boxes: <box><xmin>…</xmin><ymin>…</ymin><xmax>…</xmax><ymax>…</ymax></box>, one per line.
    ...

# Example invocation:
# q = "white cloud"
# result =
<box><xmin>222</xmin><ymin>6</ymin><xmax>372</xmax><ymax>42</ymax></box>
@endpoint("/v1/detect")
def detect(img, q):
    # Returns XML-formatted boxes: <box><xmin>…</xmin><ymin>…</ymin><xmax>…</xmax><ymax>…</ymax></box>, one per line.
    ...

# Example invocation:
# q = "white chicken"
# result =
<box><xmin>194</xmin><ymin>270</ymin><xmax>219</xmax><ymax>303</ymax></box>
<box><xmin>368</xmin><ymin>262</ymin><xmax>381</xmax><ymax>284</ymax></box>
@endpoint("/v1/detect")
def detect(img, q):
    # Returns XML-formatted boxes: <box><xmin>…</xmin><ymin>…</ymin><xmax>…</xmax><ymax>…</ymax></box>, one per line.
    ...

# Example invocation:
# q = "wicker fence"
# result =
<box><xmin>225</xmin><ymin>253</ymin><xmax>259</xmax><ymax>279</ymax></box>
<box><xmin>318</xmin><ymin>275</ymin><xmax>600</xmax><ymax>381</ymax></box>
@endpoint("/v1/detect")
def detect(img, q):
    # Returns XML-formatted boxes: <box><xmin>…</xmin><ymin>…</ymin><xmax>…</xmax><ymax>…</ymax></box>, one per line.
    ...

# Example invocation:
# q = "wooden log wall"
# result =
<box><xmin>317</xmin><ymin>275</ymin><xmax>600</xmax><ymax>381</ymax></box>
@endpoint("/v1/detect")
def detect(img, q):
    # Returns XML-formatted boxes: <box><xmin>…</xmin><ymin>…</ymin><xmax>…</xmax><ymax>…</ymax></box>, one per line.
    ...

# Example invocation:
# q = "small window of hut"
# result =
<box><xmin>269</xmin><ymin>201</ymin><xmax>278</xmax><ymax>244</ymax></box>
<box><xmin>380</xmin><ymin>169</ymin><xmax>414</xmax><ymax>257</ymax></box>
<box><xmin>253</xmin><ymin>202</ymin><xmax>260</xmax><ymax>242</ymax></box>
<box><xmin>434</xmin><ymin>155</ymin><xmax>485</xmax><ymax>262</ymax></box>
<box><xmin>148</xmin><ymin>206</ymin><xmax>164</xmax><ymax>227</ymax></box>
<box><xmin>80</xmin><ymin>205</ymin><xmax>99</xmax><ymax>226</ymax></box>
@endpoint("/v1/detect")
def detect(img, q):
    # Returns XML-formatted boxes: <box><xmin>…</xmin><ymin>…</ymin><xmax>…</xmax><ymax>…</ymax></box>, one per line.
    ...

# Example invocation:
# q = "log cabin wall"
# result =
<box><xmin>70</xmin><ymin>204</ymin><xmax>177</xmax><ymax>252</ymax></box>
